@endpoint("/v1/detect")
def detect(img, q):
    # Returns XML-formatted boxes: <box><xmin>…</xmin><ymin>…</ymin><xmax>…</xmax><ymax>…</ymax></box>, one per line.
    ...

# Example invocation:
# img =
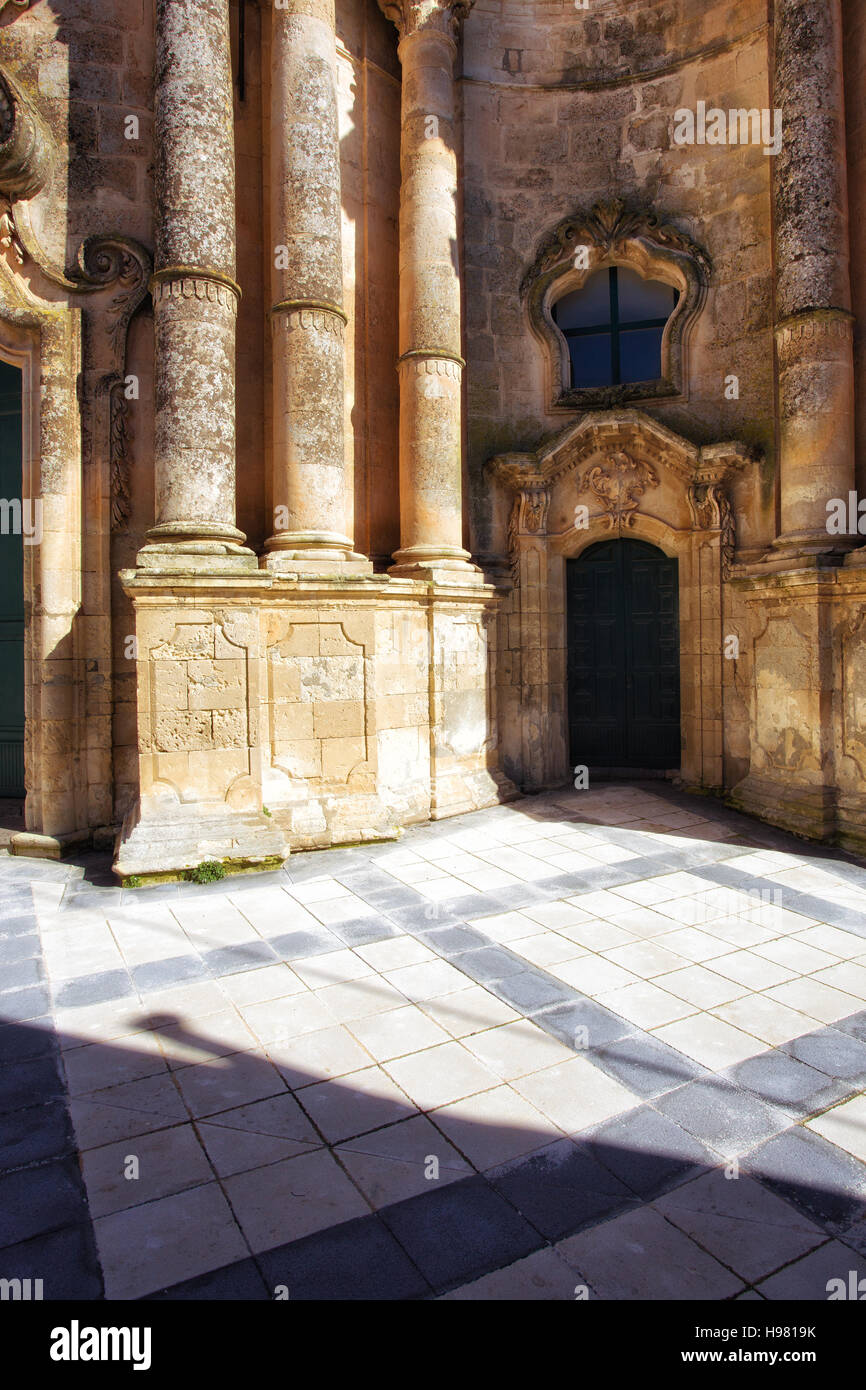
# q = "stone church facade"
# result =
<box><xmin>1</xmin><ymin>0</ymin><xmax>865</xmax><ymax>880</ymax></box>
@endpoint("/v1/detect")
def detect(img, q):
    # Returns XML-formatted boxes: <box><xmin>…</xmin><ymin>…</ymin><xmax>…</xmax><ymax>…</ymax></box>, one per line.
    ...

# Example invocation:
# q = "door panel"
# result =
<box><xmin>0</xmin><ymin>361</ymin><xmax>24</xmax><ymax>797</ymax></box>
<box><xmin>567</xmin><ymin>539</ymin><xmax>680</xmax><ymax>770</ymax></box>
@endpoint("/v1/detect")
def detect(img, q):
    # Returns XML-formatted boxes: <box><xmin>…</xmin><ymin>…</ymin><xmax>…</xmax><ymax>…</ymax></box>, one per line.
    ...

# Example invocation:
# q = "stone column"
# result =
<box><xmin>138</xmin><ymin>0</ymin><xmax>252</xmax><ymax>569</ymax></box>
<box><xmin>379</xmin><ymin>0</ymin><xmax>478</xmax><ymax>578</ymax></box>
<box><xmin>773</xmin><ymin>0</ymin><xmax>855</xmax><ymax>554</ymax></box>
<box><xmin>264</xmin><ymin>0</ymin><xmax>368</xmax><ymax>571</ymax></box>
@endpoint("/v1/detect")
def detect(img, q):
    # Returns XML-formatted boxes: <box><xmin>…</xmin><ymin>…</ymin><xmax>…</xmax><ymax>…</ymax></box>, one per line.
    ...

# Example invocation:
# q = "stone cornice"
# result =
<box><xmin>378</xmin><ymin>0</ymin><xmax>474</xmax><ymax>41</ymax></box>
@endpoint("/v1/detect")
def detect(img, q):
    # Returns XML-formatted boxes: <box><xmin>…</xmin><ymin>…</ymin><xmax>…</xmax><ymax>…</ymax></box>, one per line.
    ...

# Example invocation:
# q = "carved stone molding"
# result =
<box><xmin>579</xmin><ymin>451</ymin><xmax>659</xmax><ymax>531</ymax></box>
<box><xmin>398</xmin><ymin>353</ymin><xmax>463</xmax><ymax>381</ymax></box>
<box><xmin>775</xmin><ymin>306</ymin><xmax>854</xmax><ymax>356</ymax></box>
<box><xmin>0</xmin><ymin>66</ymin><xmax>54</xmax><ymax>203</ymax></box>
<box><xmin>273</xmin><ymin>305</ymin><xmax>345</xmax><ymax>340</ymax></box>
<box><xmin>521</xmin><ymin>198</ymin><xmax>711</xmax><ymax>411</ymax></box>
<box><xmin>688</xmin><ymin>481</ymin><xmax>737</xmax><ymax>577</ymax></box>
<box><xmin>378</xmin><ymin>0</ymin><xmax>474</xmax><ymax>40</ymax></box>
<box><xmin>0</xmin><ymin>1</ymin><xmax>29</xmax><ymax>19</ymax></box>
<box><xmin>505</xmin><ymin>487</ymin><xmax>550</xmax><ymax>587</ymax></box>
<box><xmin>150</xmin><ymin>271</ymin><xmax>239</xmax><ymax>316</ymax></box>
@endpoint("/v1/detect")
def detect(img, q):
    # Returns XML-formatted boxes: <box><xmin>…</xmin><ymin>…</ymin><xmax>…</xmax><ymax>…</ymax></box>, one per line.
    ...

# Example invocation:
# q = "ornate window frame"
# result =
<box><xmin>521</xmin><ymin>200</ymin><xmax>711</xmax><ymax>412</ymax></box>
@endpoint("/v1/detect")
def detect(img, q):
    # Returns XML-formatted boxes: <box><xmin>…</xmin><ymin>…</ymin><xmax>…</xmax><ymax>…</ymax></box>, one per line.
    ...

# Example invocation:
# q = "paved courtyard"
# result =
<box><xmin>2</xmin><ymin>781</ymin><xmax>866</xmax><ymax>1300</ymax></box>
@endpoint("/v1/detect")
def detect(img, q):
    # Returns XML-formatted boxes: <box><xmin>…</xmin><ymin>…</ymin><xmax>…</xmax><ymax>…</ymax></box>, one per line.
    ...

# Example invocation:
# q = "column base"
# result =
<box><xmin>138</xmin><ymin>521</ymin><xmax>257</xmax><ymax>572</ymax></box>
<box><xmin>389</xmin><ymin>545</ymin><xmax>482</xmax><ymax>584</ymax></box>
<box><xmin>262</xmin><ymin>531</ymin><xmax>373</xmax><ymax>576</ymax></box>
<box><xmin>728</xmin><ymin>771</ymin><xmax>836</xmax><ymax>841</ymax></box>
<box><xmin>770</xmin><ymin>531</ymin><xmax>858</xmax><ymax>559</ymax></box>
<box><xmin>114</xmin><ymin>799</ymin><xmax>290</xmax><ymax>885</ymax></box>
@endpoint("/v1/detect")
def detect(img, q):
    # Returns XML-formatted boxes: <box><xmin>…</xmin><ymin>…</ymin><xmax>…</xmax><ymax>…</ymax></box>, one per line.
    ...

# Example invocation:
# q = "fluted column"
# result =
<box><xmin>138</xmin><ymin>0</ymin><xmax>252</xmax><ymax>569</ymax></box>
<box><xmin>773</xmin><ymin>0</ymin><xmax>855</xmax><ymax>554</ymax></box>
<box><xmin>380</xmin><ymin>0</ymin><xmax>478</xmax><ymax>577</ymax></box>
<box><xmin>264</xmin><ymin>0</ymin><xmax>367</xmax><ymax>571</ymax></box>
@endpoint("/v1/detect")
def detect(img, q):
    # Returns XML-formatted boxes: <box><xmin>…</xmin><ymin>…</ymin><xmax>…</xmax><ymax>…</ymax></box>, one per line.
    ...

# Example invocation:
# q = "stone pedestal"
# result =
<box><xmin>114</xmin><ymin>571</ymin><xmax>509</xmax><ymax>879</ymax></box>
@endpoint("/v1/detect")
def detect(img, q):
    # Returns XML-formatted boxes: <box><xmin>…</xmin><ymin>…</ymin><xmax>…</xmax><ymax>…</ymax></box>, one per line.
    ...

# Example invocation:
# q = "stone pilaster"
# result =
<box><xmin>772</xmin><ymin>0</ymin><xmax>856</xmax><ymax>555</ymax></box>
<box><xmin>138</xmin><ymin>0</ymin><xmax>253</xmax><ymax>569</ymax></box>
<box><xmin>379</xmin><ymin>0</ymin><xmax>480</xmax><ymax>580</ymax></box>
<box><xmin>264</xmin><ymin>0</ymin><xmax>368</xmax><ymax>573</ymax></box>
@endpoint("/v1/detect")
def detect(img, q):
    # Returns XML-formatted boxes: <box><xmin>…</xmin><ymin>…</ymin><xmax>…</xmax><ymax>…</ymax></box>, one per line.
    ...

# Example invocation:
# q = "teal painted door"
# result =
<box><xmin>0</xmin><ymin>361</ymin><xmax>24</xmax><ymax>796</ymax></box>
<box><xmin>567</xmin><ymin>539</ymin><xmax>680</xmax><ymax>770</ymax></box>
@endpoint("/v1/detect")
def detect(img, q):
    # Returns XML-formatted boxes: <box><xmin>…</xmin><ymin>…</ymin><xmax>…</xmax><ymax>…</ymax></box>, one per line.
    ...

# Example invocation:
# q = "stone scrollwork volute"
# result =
<box><xmin>522</xmin><ymin>198</ymin><xmax>711</xmax><ymax>409</ymax></box>
<box><xmin>688</xmin><ymin>481</ymin><xmax>737</xmax><ymax>577</ymax></box>
<box><xmin>505</xmin><ymin>484</ymin><xmax>550</xmax><ymax>588</ymax></box>
<box><xmin>579</xmin><ymin>451</ymin><xmax>660</xmax><ymax>531</ymax></box>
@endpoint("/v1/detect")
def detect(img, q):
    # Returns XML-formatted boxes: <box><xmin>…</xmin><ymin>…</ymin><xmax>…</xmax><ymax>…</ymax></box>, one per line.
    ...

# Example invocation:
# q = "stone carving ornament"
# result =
<box><xmin>378</xmin><ymin>0</ymin><xmax>474</xmax><ymax>39</ymax></box>
<box><xmin>579</xmin><ymin>451</ymin><xmax>660</xmax><ymax>530</ymax></box>
<box><xmin>522</xmin><ymin>198</ymin><xmax>711</xmax><ymax>409</ymax></box>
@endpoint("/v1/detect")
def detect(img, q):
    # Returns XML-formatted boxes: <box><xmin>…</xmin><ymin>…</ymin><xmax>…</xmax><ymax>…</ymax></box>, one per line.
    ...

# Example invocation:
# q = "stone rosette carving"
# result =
<box><xmin>579</xmin><ymin>451</ymin><xmax>659</xmax><ymax>530</ymax></box>
<box><xmin>378</xmin><ymin>0</ymin><xmax>474</xmax><ymax>40</ymax></box>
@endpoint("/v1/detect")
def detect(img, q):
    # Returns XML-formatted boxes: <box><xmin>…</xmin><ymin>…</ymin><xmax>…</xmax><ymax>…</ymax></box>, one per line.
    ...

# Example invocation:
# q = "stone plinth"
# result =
<box><xmin>114</xmin><ymin>568</ymin><xmax>513</xmax><ymax>877</ymax></box>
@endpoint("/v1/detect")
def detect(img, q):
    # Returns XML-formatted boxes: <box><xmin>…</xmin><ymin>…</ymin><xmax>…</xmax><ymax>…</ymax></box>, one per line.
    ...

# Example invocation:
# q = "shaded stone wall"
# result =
<box><xmin>461</xmin><ymin>0</ymin><xmax>775</xmax><ymax>562</ymax></box>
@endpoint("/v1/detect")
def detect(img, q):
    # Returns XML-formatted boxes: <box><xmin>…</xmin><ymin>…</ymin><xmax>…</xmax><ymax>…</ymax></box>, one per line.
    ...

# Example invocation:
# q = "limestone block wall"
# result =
<box><xmin>461</xmin><ymin>0</ymin><xmax>776</xmax><ymax>564</ymax></box>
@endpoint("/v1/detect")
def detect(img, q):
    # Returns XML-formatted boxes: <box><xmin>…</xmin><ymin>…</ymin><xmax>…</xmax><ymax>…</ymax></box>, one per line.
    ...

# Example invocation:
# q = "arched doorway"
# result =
<box><xmin>567</xmin><ymin>538</ymin><xmax>680</xmax><ymax>773</ymax></box>
<box><xmin>0</xmin><ymin>359</ymin><xmax>25</xmax><ymax>797</ymax></box>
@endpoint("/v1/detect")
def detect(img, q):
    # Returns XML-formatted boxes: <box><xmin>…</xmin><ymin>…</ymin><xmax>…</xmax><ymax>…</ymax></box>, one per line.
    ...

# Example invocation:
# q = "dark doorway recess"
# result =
<box><xmin>567</xmin><ymin>538</ymin><xmax>680</xmax><ymax>772</ymax></box>
<box><xmin>0</xmin><ymin>359</ymin><xmax>25</xmax><ymax>797</ymax></box>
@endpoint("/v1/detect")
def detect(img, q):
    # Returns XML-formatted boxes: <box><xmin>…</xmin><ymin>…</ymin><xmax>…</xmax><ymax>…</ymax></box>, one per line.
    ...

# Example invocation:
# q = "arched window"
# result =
<box><xmin>553</xmin><ymin>267</ymin><xmax>678</xmax><ymax>389</ymax></box>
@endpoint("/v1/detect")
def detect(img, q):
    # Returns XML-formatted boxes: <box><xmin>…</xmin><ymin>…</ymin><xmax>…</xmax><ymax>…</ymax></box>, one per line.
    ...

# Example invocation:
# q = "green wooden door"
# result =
<box><xmin>0</xmin><ymin>361</ymin><xmax>24</xmax><ymax>796</ymax></box>
<box><xmin>567</xmin><ymin>539</ymin><xmax>680</xmax><ymax>771</ymax></box>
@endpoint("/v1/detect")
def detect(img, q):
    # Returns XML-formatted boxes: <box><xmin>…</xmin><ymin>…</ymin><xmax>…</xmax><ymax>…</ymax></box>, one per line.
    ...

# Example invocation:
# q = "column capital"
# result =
<box><xmin>378</xmin><ymin>0</ymin><xmax>473</xmax><ymax>42</ymax></box>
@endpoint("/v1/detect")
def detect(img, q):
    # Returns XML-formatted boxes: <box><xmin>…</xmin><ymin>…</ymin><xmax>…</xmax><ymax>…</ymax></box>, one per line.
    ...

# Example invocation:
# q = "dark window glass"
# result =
<box><xmin>552</xmin><ymin>267</ymin><xmax>677</xmax><ymax>388</ymax></box>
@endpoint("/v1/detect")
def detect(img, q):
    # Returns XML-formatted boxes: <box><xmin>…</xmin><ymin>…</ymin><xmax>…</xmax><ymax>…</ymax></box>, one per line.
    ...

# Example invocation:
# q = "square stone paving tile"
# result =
<box><xmin>655</xmin><ymin>1169</ymin><xmax>826</xmax><ymax>1283</ymax></box>
<box><xmin>335</xmin><ymin>1113</ymin><xmax>473</xmax><ymax>1207</ymax></box>
<box><xmin>511</xmin><ymin>1056</ymin><xmax>639</xmax><ymax>1134</ymax></box>
<box><xmin>556</xmin><ymin>1205</ymin><xmax>744</xmax><ymax>1300</ymax></box>
<box><xmin>595</xmin><ymin>980</ymin><xmax>696</xmax><ymax>1030</ymax></box>
<box><xmin>779</xmin><ymin>1026</ymin><xmax>866</xmax><ymax>1084</ymax></box>
<box><xmin>238</xmin><ymin>993</ymin><xmax>336</xmax><ymax>1044</ymax></box>
<box><xmin>297</xmin><ymin>1064</ymin><xmax>416</xmax><ymax>1142</ymax></box>
<box><xmin>431</xmin><ymin>1083</ymin><xmax>562</xmax><ymax>1171</ymax></box>
<box><xmin>94</xmin><ymin>1181</ymin><xmax>249</xmax><ymax>1300</ymax></box>
<box><xmin>378</xmin><ymin>1173</ymin><xmax>541</xmax><ymax>1294</ymax></box>
<box><xmin>583</xmin><ymin>1105</ymin><xmax>715</xmax><ymax>1201</ymax></box>
<box><xmin>764</xmin><ymin>978</ymin><xmax>861</xmax><ymax>1027</ymax></box>
<box><xmin>344</xmin><ymin>1004</ymin><xmax>450</xmax><ymax>1064</ymax></box>
<box><xmin>440</xmin><ymin>1246</ymin><xmax>581</xmax><ymax>1300</ymax></box>
<box><xmin>587</xmin><ymin>1033</ymin><xmax>707</xmax><ymax>1100</ymax></box>
<box><xmin>652</xmin><ymin>1075</ymin><xmax>792</xmax><ymax>1159</ymax></box>
<box><xmin>383</xmin><ymin>1041</ymin><xmax>500</xmax><ymax>1112</ymax></box>
<box><xmin>487</xmin><ymin>1136</ymin><xmax>636</xmax><ymax>1241</ymax></box>
<box><xmin>81</xmin><ymin>1122</ymin><xmax>213</xmax><ymax>1218</ymax></box>
<box><xmin>807</xmin><ymin>1094</ymin><xmax>866</xmax><ymax>1163</ymax></box>
<box><xmin>653</xmin><ymin>1013</ymin><xmax>766</xmax><ymax>1071</ymax></box>
<box><xmin>711</xmin><ymin>993</ymin><xmax>818</xmax><ymax>1047</ymax></box>
<box><xmin>223</xmin><ymin>1148</ymin><xmax>371</xmax><ymax>1253</ymax></box>
<box><xmin>743</xmin><ymin>1127</ymin><xmax>866</xmax><ymax>1234</ymax></box>
<box><xmin>69</xmin><ymin>1072</ymin><xmax>190</xmax><ymax>1150</ymax></box>
<box><xmin>173</xmin><ymin>1050</ymin><xmax>288</xmax><ymax>1119</ymax></box>
<box><xmin>416</xmin><ymin>985</ymin><xmax>521</xmax><ymax>1038</ymax></box>
<box><xmin>460</xmin><ymin>1020</ymin><xmax>576</xmax><ymax>1081</ymax></box>
<box><xmin>723</xmin><ymin>1050</ymin><xmax>850</xmax><ymax>1118</ymax></box>
<box><xmin>755</xmin><ymin>1240</ymin><xmax>866</xmax><ymax>1300</ymax></box>
<box><xmin>312</xmin><ymin>977</ymin><xmax>409</xmax><ymax>1025</ymax></box>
